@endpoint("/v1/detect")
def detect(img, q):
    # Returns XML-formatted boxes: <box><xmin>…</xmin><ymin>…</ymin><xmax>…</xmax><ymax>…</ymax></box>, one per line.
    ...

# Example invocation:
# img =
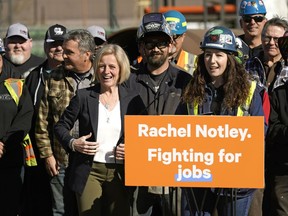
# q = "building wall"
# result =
<box><xmin>0</xmin><ymin>0</ymin><xmax>138</xmax><ymax>29</ymax></box>
<box><xmin>0</xmin><ymin>0</ymin><xmax>206</xmax><ymax>31</ymax></box>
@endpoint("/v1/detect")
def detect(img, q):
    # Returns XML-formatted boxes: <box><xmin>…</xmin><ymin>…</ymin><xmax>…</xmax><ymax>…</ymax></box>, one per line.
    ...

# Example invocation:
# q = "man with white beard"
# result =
<box><xmin>3</xmin><ymin>23</ymin><xmax>44</xmax><ymax>79</ymax></box>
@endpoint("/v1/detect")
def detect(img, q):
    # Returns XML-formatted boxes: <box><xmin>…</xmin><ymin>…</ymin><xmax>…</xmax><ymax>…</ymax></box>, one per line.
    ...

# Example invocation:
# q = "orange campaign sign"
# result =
<box><xmin>125</xmin><ymin>115</ymin><xmax>264</xmax><ymax>188</ymax></box>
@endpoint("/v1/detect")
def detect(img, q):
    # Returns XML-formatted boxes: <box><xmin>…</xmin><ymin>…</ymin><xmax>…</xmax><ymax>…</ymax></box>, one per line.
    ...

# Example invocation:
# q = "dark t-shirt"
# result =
<box><xmin>238</xmin><ymin>34</ymin><xmax>263</xmax><ymax>58</ymax></box>
<box><xmin>2</xmin><ymin>57</ymin><xmax>20</xmax><ymax>78</ymax></box>
<box><xmin>3</xmin><ymin>54</ymin><xmax>45</xmax><ymax>79</ymax></box>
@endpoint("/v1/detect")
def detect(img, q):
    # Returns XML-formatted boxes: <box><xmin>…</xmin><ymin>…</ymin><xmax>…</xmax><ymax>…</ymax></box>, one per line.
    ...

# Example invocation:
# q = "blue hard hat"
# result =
<box><xmin>137</xmin><ymin>12</ymin><xmax>172</xmax><ymax>41</ymax></box>
<box><xmin>239</xmin><ymin>0</ymin><xmax>266</xmax><ymax>16</ymax></box>
<box><xmin>200</xmin><ymin>26</ymin><xmax>238</xmax><ymax>54</ymax></box>
<box><xmin>0</xmin><ymin>38</ymin><xmax>4</xmax><ymax>53</ymax></box>
<box><xmin>163</xmin><ymin>10</ymin><xmax>187</xmax><ymax>35</ymax></box>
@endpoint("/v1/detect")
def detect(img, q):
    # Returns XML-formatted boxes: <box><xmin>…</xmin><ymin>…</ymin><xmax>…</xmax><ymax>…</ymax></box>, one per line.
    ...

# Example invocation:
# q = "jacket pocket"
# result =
<box><xmin>47</xmin><ymin>89</ymin><xmax>64</xmax><ymax>113</ymax></box>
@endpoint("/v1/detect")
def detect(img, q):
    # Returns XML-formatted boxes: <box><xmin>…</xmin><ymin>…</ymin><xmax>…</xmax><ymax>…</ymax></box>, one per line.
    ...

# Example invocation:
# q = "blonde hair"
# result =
<box><xmin>93</xmin><ymin>44</ymin><xmax>130</xmax><ymax>84</ymax></box>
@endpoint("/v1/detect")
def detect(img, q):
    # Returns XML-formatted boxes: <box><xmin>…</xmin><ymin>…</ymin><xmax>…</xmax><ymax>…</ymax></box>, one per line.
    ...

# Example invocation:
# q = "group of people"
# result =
<box><xmin>1</xmin><ymin>0</ymin><xmax>288</xmax><ymax>215</ymax></box>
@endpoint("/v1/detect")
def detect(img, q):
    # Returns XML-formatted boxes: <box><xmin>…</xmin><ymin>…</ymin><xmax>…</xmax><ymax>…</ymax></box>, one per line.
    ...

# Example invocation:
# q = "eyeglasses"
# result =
<box><xmin>173</xmin><ymin>34</ymin><xmax>183</xmax><ymax>41</ymax></box>
<box><xmin>144</xmin><ymin>41</ymin><xmax>169</xmax><ymax>50</ymax></box>
<box><xmin>242</xmin><ymin>16</ymin><xmax>265</xmax><ymax>23</ymax></box>
<box><xmin>263</xmin><ymin>36</ymin><xmax>280</xmax><ymax>44</ymax></box>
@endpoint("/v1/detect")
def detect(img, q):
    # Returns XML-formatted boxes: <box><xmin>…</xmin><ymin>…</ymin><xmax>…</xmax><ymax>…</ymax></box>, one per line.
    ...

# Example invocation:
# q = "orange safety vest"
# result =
<box><xmin>176</xmin><ymin>50</ymin><xmax>197</xmax><ymax>75</ymax></box>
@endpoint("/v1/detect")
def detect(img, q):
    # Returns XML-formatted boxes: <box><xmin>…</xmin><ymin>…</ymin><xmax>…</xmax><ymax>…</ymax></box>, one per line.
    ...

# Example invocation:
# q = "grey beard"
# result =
<box><xmin>10</xmin><ymin>54</ymin><xmax>25</xmax><ymax>65</ymax></box>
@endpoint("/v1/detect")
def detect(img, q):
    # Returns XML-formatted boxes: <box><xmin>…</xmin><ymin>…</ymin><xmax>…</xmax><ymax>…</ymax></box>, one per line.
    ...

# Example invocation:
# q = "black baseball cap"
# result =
<box><xmin>45</xmin><ymin>24</ymin><xmax>67</xmax><ymax>43</ymax></box>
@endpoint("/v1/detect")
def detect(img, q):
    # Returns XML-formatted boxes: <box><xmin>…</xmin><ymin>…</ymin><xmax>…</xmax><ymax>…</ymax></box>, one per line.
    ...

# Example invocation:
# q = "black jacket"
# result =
<box><xmin>25</xmin><ymin>60</ymin><xmax>49</xmax><ymax>110</ymax></box>
<box><xmin>267</xmin><ymin>82</ymin><xmax>288</xmax><ymax>174</ymax></box>
<box><xmin>125</xmin><ymin>63</ymin><xmax>191</xmax><ymax>115</ymax></box>
<box><xmin>0</xmin><ymin>72</ymin><xmax>33</xmax><ymax>167</ymax></box>
<box><xmin>25</xmin><ymin>60</ymin><xmax>52</xmax><ymax>159</ymax></box>
<box><xmin>2</xmin><ymin>58</ymin><xmax>20</xmax><ymax>78</ymax></box>
<box><xmin>54</xmin><ymin>84</ymin><xmax>145</xmax><ymax>194</ymax></box>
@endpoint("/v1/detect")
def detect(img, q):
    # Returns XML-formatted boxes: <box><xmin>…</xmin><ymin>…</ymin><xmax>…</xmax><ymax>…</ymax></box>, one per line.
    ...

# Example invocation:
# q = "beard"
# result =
<box><xmin>9</xmin><ymin>53</ymin><xmax>26</xmax><ymax>65</ymax></box>
<box><xmin>147</xmin><ymin>52</ymin><xmax>167</xmax><ymax>68</ymax></box>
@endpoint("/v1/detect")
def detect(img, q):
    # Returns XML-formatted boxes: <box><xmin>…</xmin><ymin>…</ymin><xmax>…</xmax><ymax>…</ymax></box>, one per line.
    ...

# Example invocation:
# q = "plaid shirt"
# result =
<box><xmin>245</xmin><ymin>57</ymin><xmax>266</xmax><ymax>89</ymax></box>
<box><xmin>35</xmin><ymin>66</ymin><xmax>94</xmax><ymax>166</ymax></box>
<box><xmin>245</xmin><ymin>56</ymin><xmax>284</xmax><ymax>93</ymax></box>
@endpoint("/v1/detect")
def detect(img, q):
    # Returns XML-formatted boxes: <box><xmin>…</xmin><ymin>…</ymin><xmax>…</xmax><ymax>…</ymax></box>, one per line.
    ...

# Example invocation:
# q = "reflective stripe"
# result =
<box><xmin>186</xmin><ymin>102</ymin><xmax>198</xmax><ymax>115</ymax></box>
<box><xmin>177</xmin><ymin>50</ymin><xmax>197</xmax><ymax>75</ymax></box>
<box><xmin>22</xmin><ymin>134</ymin><xmax>37</xmax><ymax>166</ymax></box>
<box><xmin>193</xmin><ymin>102</ymin><xmax>198</xmax><ymax>115</ymax></box>
<box><xmin>4</xmin><ymin>78</ymin><xmax>37</xmax><ymax>167</ymax></box>
<box><xmin>4</xmin><ymin>78</ymin><xmax>24</xmax><ymax>105</ymax></box>
<box><xmin>166</xmin><ymin>17</ymin><xmax>181</xmax><ymax>23</ymax></box>
<box><xmin>165</xmin><ymin>17</ymin><xmax>187</xmax><ymax>27</ymax></box>
<box><xmin>237</xmin><ymin>81</ymin><xmax>257</xmax><ymax>116</ymax></box>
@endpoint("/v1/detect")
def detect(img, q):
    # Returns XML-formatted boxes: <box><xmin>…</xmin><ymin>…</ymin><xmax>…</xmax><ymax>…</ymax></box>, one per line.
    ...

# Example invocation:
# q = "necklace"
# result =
<box><xmin>100</xmin><ymin>94</ymin><xmax>117</xmax><ymax>110</ymax></box>
<box><xmin>100</xmin><ymin>93</ymin><xmax>118</xmax><ymax>123</ymax></box>
<box><xmin>103</xmin><ymin>105</ymin><xmax>111</xmax><ymax>123</ymax></box>
<box><xmin>149</xmin><ymin>72</ymin><xmax>166</xmax><ymax>93</ymax></box>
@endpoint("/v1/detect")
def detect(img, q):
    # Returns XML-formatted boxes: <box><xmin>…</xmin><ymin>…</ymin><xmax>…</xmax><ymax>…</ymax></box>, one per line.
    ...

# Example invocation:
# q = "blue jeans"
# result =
<box><xmin>50</xmin><ymin>164</ymin><xmax>77</xmax><ymax>216</ymax></box>
<box><xmin>181</xmin><ymin>188</ymin><xmax>254</xmax><ymax>216</ymax></box>
<box><xmin>50</xmin><ymin>165</ymin><xmax>65</xmax><ymax>216</ymax></box>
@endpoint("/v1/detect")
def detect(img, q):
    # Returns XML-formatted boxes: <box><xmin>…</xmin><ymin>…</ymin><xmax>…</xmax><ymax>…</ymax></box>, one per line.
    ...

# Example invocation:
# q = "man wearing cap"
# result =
<box><xmin>26</xmin><ymin>24</ymin><xmax>67</xmax><ymax>110</ymax></box>
<box><xmin>125</xmin><ymin>12</ymin><xmax>191</xmax><ymax>216</ymax></box>
<box><xmin>34</xmin><ymin>29</ymin><xmax>95</xmax><ymax>216</ymax></box>
<box><xmin>87</xmin><ymin>25</ymin><xmax>107</xmax><ymax>49</ymax></box>
<box><xmin>22</xmin><ymin>24</ymin><xmax>67</xmax><ymax>216</ymax></box>
<box><xmin>163</xmin><ymin>10</ymin><xmax>197</xmax><ymax>75</ymax></box>
<box><xmin>3</xmin><ymin>23</ymin><xmax>44</xmax><ymax>79</ymax></box>
<box><xmin>0</xmin><ymin>36</ymin><xmax>34</xmax><ymax>216</ymax></box>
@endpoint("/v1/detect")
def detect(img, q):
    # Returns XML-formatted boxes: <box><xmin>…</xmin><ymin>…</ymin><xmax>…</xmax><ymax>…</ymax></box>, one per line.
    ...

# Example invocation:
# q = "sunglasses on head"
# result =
<box><xmin>242</xmin><ymin>16</ymin><xmax>265</xmax><ymax>23</ymax></box>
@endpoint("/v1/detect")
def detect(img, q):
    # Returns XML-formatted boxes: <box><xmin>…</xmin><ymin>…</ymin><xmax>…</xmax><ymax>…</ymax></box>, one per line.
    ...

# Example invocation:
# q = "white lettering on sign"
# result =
<box><xmin>195</xmin><ymin>124</ymin><xmax>251</xmax><ymax>141</ymax></box>
<box><xmin>138</xmin><ymin>124</ymin><xmax>191</xmax><ymax>137</ymax></box>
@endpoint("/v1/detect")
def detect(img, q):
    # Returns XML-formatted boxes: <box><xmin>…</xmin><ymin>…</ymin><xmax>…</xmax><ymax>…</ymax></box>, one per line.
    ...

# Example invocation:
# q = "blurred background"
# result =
<box><xmin>0</xmin><ymin>0</ymin><xmax>287</xmax><ymax>57</ymax></box>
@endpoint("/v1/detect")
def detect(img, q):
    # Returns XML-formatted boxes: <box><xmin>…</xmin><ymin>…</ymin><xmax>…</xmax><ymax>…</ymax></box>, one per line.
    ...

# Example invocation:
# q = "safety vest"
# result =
<box><xmin>189</xmin><ymin>81</ymin><xmax>257</xmax><ymax>116</ymax></box>
<box><xmin>176</xmin><ymin>50</ymin><xmax>197</xmax><ymax>75</ymax></box>
<box><xmin>4</xmin><ymin>78</ymin><xmax>37</xmax><ymax>167</ymax></box>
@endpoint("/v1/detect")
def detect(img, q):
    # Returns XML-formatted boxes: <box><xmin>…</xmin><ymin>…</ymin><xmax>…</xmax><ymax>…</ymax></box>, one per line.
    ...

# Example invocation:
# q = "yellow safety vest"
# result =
<box><xmin>189</xmin><ymin>81</ymin><xmax>257</xmax><ymax>116</ymax></box>
<box><xmin>4</xmin><ymin>78</ymin><xmax>37</xmax><ymax>167</ymax></box>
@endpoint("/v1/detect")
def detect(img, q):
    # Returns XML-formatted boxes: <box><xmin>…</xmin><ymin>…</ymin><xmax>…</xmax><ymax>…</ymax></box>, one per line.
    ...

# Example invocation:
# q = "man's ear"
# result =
<box><xmin>169</xmin><ymin>43</ymin><xmax>176</xmax><ymax>54</ymax></box>
<box><xmin>88</xmin><ymin>51</ymin><xmax>94</xmax><ymax>61</ymax></box>
<box><xmin>29</xmin><ymin>39</ymin><xmax>33</xmax><ymax>48</ymax></box>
